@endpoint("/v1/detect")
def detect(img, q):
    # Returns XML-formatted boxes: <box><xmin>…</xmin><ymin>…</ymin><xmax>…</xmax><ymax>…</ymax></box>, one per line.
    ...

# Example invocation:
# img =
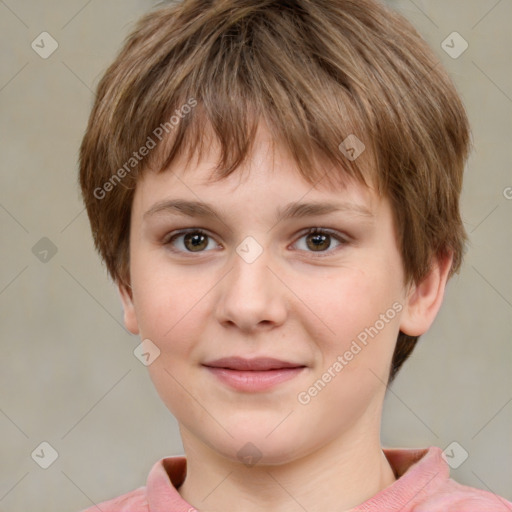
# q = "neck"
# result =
<box><xmin>178</xmin><ymin>424</ymin><xmax>396</xmax><ymax>512</ymax></box>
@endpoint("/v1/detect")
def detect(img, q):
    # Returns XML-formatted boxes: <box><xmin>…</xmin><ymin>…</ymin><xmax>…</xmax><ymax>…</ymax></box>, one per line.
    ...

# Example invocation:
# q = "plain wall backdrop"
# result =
<box><xmin>0</xmin><ymin>0</ymin><xmax>511</xmax><ymax>510</ymax></box>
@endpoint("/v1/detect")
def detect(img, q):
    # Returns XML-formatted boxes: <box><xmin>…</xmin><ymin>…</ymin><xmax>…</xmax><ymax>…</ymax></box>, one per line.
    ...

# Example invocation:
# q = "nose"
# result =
<box><xmin>215</xmin><ymin>241</ymin><xmax>288</xmax><ymax>333</ymax></box>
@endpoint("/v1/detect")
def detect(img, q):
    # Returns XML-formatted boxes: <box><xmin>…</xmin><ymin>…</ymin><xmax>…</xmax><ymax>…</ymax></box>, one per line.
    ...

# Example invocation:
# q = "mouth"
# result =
<box><xmin>203</xmin><ymin>357</ymin><xmax>306</xmax><ymax>371</ymax></box>
<box><xmin>202</xmin><ymin>357</ymin><xmax>307</xmax><ymax>392</ymax></box>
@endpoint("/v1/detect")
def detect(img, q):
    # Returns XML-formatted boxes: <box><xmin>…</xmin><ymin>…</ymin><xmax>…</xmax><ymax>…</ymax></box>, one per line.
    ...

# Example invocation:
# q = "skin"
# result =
<box><xmin>119</xmin><ymin>120</ymin><xmax>452</xmax><ymax>512</ymax></box>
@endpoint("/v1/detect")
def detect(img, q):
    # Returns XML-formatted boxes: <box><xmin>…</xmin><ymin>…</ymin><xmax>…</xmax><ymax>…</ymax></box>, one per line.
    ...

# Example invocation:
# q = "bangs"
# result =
<box><xmin>147</xmin><ymin>97</ymin><xmax>375</xmax><ymax>192</ymax></box>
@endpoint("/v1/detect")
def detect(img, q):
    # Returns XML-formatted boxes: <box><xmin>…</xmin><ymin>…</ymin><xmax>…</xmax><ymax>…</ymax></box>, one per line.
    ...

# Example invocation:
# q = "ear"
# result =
<box><xmin>118</xmin><ymin>282</ymin><xmax>140</xmax><ymax>335</ymax></box>
<box><xmin>399</xmin><ymin>251</ymin><xmax>453</xmax><ymax>337</ymax></box>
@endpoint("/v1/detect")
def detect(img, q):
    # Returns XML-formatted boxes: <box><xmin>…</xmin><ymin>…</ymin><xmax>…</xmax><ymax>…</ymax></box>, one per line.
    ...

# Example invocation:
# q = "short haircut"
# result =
<box><xmin>79</xmin><ymin>0</ymin><xmax>471</xmax><ymax>382</ymax></box>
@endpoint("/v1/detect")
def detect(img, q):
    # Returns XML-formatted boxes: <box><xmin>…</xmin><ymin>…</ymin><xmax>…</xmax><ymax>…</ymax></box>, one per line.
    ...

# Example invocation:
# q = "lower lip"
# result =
<box><xmin>204</xmin><ymin>366</ymin><xmax>306</xmax><ymax>392</ymax></box>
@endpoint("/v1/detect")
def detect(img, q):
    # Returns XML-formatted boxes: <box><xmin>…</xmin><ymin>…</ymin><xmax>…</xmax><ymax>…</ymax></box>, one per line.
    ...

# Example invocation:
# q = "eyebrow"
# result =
<box><xmin>143</xmin><ymin>199</ymin><xmax>374</xmax><ymax>223</ymax></box>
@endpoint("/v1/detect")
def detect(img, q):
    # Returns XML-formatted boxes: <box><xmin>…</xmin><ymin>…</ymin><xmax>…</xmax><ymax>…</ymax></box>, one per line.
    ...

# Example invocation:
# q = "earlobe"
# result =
<box><xmin>118</xmin><ymin>283</ymin><xmax>140</xmax><ymax>335</ymax></box>
<box><xmin>399</xmin><ymin>252</ymin><xmax>454</xmax><ymax>337</ymax></box>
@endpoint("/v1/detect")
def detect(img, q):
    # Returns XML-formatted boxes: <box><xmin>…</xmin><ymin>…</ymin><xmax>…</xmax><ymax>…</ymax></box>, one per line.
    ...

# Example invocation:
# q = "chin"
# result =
<box><xmin>227</xmin><ymin>438</ymin><xmax>304</xmax><ymax>468</ymax></box>
<box><xmin>210</xmin><ymin>422</ymin><xmax>308</xmax><ymax>467</ymax></box>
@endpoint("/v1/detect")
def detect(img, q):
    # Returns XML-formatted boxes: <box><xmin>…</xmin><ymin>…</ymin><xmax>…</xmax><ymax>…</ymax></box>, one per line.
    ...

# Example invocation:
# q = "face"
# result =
<box><xmin>121</xmin><ymin>122</ymin><xmax>419</xmax><ymax>465</ymax></box>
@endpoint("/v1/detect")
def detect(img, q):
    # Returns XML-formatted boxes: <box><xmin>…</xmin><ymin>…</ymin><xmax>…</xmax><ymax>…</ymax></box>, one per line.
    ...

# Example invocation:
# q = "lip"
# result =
<box><xmin>203</xmin><ymin>357</ymin><xmax>305</xmax><ymax>371</ymax></box>
<box><xmin>202</xmin><ymin>357</ymin><xmax>307</xmax><ymax>392</ymax></box>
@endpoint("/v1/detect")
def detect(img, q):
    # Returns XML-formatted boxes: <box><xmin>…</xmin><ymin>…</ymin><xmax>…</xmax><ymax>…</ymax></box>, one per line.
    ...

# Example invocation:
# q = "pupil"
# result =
<box><xmin>186</xmin><ymin>232</ymin><xmax>207</xmax><ymax>251</ymax></box>
<box><xmin>309</xmin><ymin>233</ymin><xmax>329</xmax><ymax>251</ymax></box>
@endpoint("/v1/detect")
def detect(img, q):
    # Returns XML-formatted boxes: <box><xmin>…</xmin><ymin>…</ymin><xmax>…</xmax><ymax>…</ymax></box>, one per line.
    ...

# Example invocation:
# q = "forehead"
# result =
<box><xmin>136</xmin><ymin>120</ymin><xmax>378</xmax><ymax>215</ymax></box>
<box><xmin>136</xmin><ymin>160</ymin><xmax>377</xmax><ymax>227</ymax></box>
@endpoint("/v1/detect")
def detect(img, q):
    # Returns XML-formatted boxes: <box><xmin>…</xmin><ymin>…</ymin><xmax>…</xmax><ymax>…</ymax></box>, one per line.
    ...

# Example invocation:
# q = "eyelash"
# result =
<box><xmin>163</xmin><ymin>227</ymin><xmax>349</xmax><ymax>257</ymax></box>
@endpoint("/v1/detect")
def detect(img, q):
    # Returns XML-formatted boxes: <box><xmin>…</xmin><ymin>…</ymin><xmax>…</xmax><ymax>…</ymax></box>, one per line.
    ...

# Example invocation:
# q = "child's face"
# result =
<box><xmin>121</xmin><ymin>122</ymin><xmax>412</xmax><ymax>464</ymax></box>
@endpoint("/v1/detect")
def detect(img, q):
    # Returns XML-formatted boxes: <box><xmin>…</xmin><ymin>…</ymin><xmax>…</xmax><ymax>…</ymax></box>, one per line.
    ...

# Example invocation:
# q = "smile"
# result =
<box><xmin>202</xmin><ymin>357</ymin><xmax>307</xmax><ymax>392</ymax></box>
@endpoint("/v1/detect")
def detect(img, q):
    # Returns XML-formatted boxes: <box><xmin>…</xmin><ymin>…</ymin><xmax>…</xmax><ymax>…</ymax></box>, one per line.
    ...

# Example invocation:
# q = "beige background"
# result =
<box><xmin>0</xmin><ymin>0</ymin><xmax>511</xmax><ymax>510</ymax></box>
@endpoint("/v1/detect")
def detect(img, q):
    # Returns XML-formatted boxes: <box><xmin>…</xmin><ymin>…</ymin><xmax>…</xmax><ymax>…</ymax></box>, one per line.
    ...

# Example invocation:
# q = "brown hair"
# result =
<box><xmin>79</xmin><ymin>0</ymin><xmax>471</xmax><ymax>382</ymax></box>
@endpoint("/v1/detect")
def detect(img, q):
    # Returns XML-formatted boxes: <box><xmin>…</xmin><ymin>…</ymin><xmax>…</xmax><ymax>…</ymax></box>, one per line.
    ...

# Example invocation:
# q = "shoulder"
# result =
<box><xmin>367</xmin><ymin>446</ymin><xmax>512</xmax><ymax>512</ymax></box>
<box><xmin>412</xmin><ymin>477</ymin><xmax>512</xmax><ymax>511</ymax></box>
<box><xmin>76</xmin><ymin>455</ymin><xmax>188</xmax><ymax>512</ymax></box>
<box><xmin>78</xmin><ymin>486</ymin><xmax>149</xmax><ymax>512</ymax></box>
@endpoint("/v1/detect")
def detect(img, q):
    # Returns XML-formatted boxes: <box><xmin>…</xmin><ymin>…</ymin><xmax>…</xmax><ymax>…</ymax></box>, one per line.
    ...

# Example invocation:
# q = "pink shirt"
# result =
<box><xmin>79</xmin><ymin>446</ymin><xmax>512</xmax><ymax>511</ymax></box>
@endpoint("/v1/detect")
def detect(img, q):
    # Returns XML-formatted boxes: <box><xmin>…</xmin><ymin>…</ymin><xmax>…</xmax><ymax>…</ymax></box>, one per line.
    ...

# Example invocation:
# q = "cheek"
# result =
<box><xmin>131</xmin><ymin>266</ymin><xmax>211</xmax><ymax>417</ymax></box>
<box><xmin>311</xmin><ymin>265</ymin><xmax>403</xmax><ymax>367</ymax></box>
<box><xmin>130</xmin><ymin>260</ymin><xmax>212</xmax><ymax>355</ymax></box>
<box><xmin>297</xmin><ymin>270</ymin><xmax>402</xmax><ymax>421</ymax></box>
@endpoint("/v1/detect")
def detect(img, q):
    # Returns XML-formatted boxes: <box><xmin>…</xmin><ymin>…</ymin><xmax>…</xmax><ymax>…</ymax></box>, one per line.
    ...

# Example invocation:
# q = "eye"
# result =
<box><xmin>163</xmin><ymin>227</ymin><xmax>348</xmax><ymax>256</ymax></box>
<box><xmin>293</xmin><ymin>228</ymin><xmax>347</xmax><ymax>255</ymax></box>
<box><xmin>164</xmin><ymin>229</ymin><xmax>220</xmax><ymax>253</ymax></box>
